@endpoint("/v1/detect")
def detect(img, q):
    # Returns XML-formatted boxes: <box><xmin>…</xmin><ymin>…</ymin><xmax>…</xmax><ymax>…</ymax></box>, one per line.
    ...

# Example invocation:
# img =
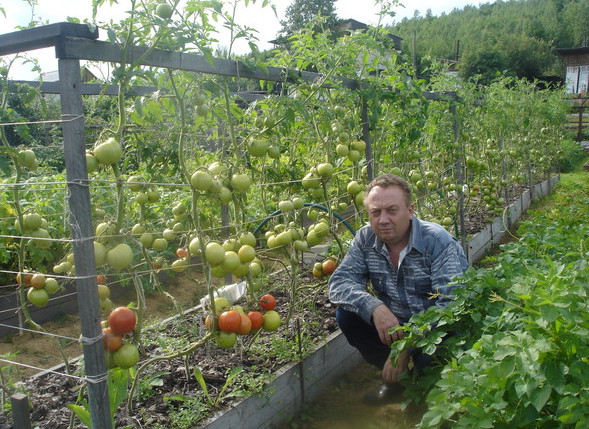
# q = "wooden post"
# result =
<box><xmin>577</xmin><ymin>99</ymin><xmax>585</xmax><ymax>142</ymax></box>
<box><xmin>451</xmin><ymin>102</ymin><xmax>467</xmax><ymax>253</ymax></box>
<box><xmin>58</xmin><ymin>58</ymin><xmax>112</xmax><ymax>429</ymax></box>
<box><xmin>361</xmin><ymin>96</ymin><xmax>373</xmax><ymax>181</ymax></box>
<box><xmin>10</xmin><ymin>393</ymin><xmax>31</xmax><ymax>429</ymax></box>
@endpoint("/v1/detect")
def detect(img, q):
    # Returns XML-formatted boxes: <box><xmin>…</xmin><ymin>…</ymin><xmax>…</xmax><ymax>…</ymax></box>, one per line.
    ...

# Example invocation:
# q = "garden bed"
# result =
<box><xmin>1</xmin><ymin>282</ymin><xmax>346</xmax><ymax>428</ymax></box>
<box><xmin>0</xmin><ymin>175</ymin><xmax>560</xmax><ymax>428</ymax></box>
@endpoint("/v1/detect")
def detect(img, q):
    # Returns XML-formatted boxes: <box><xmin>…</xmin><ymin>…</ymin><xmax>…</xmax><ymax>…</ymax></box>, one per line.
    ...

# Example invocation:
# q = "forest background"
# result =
<box><xmin>279</xmin><ymin>0</ymin><xmax>588</xmax><ymax>85</ymax></box>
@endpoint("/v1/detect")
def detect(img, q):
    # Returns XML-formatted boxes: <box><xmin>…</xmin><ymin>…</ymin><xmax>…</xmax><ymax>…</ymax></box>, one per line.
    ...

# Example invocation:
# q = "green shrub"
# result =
<box><xmin>558</xmin><ymin>139</ymin><xmax>586</xmax><ymax>172</ymax></box>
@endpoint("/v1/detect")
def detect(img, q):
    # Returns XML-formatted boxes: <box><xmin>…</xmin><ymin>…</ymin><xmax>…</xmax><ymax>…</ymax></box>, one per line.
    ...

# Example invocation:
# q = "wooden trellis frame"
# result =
<box><xmin>0</xmin><ymin>22</ymin><xmax>461</xmax><ymax>429</ymax></box>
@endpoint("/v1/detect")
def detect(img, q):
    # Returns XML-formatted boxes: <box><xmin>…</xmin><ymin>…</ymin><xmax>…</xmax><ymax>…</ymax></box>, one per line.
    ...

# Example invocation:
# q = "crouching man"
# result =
<box><xmin>328</xmin><ymin>174</ymin><xmax>468</xmax><ymax>405</ymax></box>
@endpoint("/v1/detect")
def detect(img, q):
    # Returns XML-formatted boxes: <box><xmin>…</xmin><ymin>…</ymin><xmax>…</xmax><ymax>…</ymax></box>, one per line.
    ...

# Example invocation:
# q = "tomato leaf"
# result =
<box><xmin>67</xmin><ymin>404</ymin><xmax>92</xmax><ymax>427</ymax></box>
<box><xmin>192</xmin><ymin>366</ymin><xmax>209</xmax><ymax>398</ymax></box>
<box><xmin>108</xmin><ymin>368</ymin><xmax>130</xmax><ymax>420</ymax></box>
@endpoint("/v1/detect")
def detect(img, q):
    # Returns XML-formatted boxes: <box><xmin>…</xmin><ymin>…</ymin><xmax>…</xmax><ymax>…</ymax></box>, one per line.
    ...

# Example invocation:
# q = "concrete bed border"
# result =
<box><xmin>200</xmin><ymin>175</ymin><xmax>560</xmax><ymax>428</ymax></box>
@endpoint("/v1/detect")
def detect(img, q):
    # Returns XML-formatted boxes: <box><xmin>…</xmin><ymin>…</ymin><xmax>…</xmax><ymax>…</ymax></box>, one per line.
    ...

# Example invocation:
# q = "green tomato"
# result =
<box><xmin>215</xmin><ymin>331</ymin><xmax>237</xmax><ymax>348</ymax></box>
<box><xmin>278</xmin><ymin>200</ymin><xmax>294</xmax><ymax>212</ymax></box>
<box><xmin>191</xmin><ymin>170</ymin><xmax>213</xmax><ymax>192</ymax></box>
<box><xmin>262</xmin><ymin>310</ymin><xmax>281</xmax><ymax>331</ymax></box>
<box><xmin>151</xmin><ymin>238</ymin><xmax>168</xmax><ymax>252</ymax></box>
<box><xmin>231</xmin><ymin>174</ymin><xmax>251</xmax><ymax>193</ymax></box>
<box><xmin>29</xmin><ymin>228</ymin><xmax>52</xmax><ymax>249</ymax></box>
<box><xmin>237</xmin><ymin>245</ymin><xmax>256</xmax><ymax>263</ymax></box>
<box><xmin>247</xmin><ymin>138</ymin><xmax>269</xmax><ymax>157</ymax></box>
<box><xmin>155</xmin><ymin>3</ymin><xmax>173</xmax><ymax>19</ymax></box>
<box><xmin>27</xmin><ymin>287</ymin><xmax>49</xmax><ymax>307</ymax></box>
<box><xmin>93</xmin><ymin>137</ymin><xmax>123</xmax><ymax>165</ymax></box>
<box><xmin>113</xmin><ymin>344</ymin><xmax>140</xmax><ymax>369</ymax></box>
<box><xmin>316</xmin><ymin>162</ymin><xmax>334</xmax><ymax>179</ymax></box>
<box><xmin>205</xmin><ymin>242</ymin><xmax>225</xmax><ymax>266</ymax></box>
<box><xmin>44</xmin><ymin>277</ymin><xmax>60</xmax><ymax>294</ymax></box>
<box><xmin>23</xmin><ymin>213</ymin><xmax>43</xmax><ymax>231</ymax></box>
<box><xmin>106</xmin><ymin>243</ymin><xmax>134</xmax><ymax>270</ymax></box>
<box><xmin>239</xmin><ymin>232</ymin><xmax>256</xmax><ymax>247</ymax></box>
<box><xmin>94</xmin><ymin>241</ymin><xmax>107</xmax><ymax>267</ymax></box>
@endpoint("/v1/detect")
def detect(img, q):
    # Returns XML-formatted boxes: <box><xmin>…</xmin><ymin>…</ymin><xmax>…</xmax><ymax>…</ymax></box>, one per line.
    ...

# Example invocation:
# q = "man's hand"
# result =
<box><xmin>372</xmin><ymin>304</ymin><xmax>403</xmax><ymax>346</ymax></box>
<box><xmin>382</xmin><ymin>350</ymin><xmax>410</xmax><ymax>384</ymax></box>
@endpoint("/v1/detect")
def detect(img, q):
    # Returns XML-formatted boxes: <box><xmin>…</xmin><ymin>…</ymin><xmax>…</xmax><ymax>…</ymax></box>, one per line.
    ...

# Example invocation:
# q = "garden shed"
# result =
<box><xmin>556</xmin><ymin>46</ymin><xmax>589</xmax><ymax>94</ymax></box>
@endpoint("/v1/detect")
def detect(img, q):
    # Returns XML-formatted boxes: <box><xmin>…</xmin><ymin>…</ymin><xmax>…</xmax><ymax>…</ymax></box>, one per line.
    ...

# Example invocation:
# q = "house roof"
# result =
<box><xmin>336</xmin><ymin>19</ymin><xmax>403</xmax><ymax>50</ymax></box>
<box><xmin>555</xmin><ymin>47</ymin><xmax>589</xmax><ymax>56</ymax></box>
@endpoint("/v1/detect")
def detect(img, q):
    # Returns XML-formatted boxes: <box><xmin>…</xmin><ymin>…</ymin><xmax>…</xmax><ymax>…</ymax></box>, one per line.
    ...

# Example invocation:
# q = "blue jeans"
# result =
<box><xmin>336</xmin><ymin>307</ymin><xmax>433</xmax><ymax>372</ymax></box>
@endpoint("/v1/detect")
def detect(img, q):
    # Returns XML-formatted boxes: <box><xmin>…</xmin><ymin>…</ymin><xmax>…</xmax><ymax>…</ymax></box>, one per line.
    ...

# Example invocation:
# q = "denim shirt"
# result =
<box><xmin>328</xmin><ymin>216</ymin><xmax>468</xmax><ymax>325</ymax></box>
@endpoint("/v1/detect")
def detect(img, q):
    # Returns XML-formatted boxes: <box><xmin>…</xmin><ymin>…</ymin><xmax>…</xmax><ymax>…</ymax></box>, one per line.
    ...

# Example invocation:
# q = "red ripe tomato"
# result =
<box><xmin>217</xmin><ymin>310</ymin><xmax>241</xmax><ymax>333</ymax></box>
<box><xmin>108</xmin><ymin>307</ymin><xmax>137</xmax><ymax>335</ymax></box>
<box><xmin>258</xmin><ymin>294</ymin><xmax>276</xmax><ymax>311</ymax></box>
<box><xmin>96</xmin><ymin>274</ymin><xmax>106</xmax><ymax>285</ymax></box>
<box><xmin>247</xmin><ymin>311</ymin><xmax>264</xmax><ymax>330</ymax></box>
<box><xmin>176</xmin><ymin>248</ymin><xmax>188</xmax><ymax>258</ymax></box>
<box><xmin>102</xmin><ymin>328</ymin><xmax>122</xmax><ymax>352</ymax></box>
<box><xmin>321</xmin><ymin>258</ymin><xmax>338</xmax><ymax>275</ymax></box>
<box><xmin>236</xmin><ymin>313</ymin><xmax>252</xmax><ymax>335</ymax></box>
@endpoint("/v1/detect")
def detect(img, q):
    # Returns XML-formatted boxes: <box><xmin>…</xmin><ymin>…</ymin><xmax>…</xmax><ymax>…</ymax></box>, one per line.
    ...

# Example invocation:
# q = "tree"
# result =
<box><xmin>501</xmin><ymin>33</ymin><xmax>554</xmax><ymax>79</ymax></box>
<box><xmin>278</xmin><ymin>0</ymin><xmax>339</xmax><ymax>41</ymax></box>
<box><xmin>459</xmin><ymin>48</ymin><xmax>510</xmax><ymax>85</ymax></box>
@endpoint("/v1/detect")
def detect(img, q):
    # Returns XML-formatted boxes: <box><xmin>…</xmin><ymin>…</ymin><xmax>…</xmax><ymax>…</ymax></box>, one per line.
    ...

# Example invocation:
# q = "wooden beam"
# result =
<box><xmin>8</xmin><ymin>80</ymin><xmax>158</xmax><ymax>96</ymax></box>
<box><xmin>55</xmin><ymin>37</ymin><xmax>358</xmax><ymax>89</ymax></box>
<box><xmin>0</xmin><ymin>22</ymin><xmax>97</xmax><ymax>56</ymax></box>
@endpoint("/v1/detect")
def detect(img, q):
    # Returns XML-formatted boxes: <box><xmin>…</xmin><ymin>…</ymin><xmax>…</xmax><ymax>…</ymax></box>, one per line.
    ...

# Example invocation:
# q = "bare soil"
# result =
<box><xmin>0</xmin><ymin>274</ymin><xmax>202</xmax><ymax>381</ymax></box>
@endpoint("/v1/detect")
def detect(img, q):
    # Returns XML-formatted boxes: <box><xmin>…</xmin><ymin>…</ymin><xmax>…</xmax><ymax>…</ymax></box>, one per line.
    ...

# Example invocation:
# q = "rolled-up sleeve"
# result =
<box><xmin>328</xmin><ymin>232</ymin><xmax>383</xmax><ymax>324</ymax></box>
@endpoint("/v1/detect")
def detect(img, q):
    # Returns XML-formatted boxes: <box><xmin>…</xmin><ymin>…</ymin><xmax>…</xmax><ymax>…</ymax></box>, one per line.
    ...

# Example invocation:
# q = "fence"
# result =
<box><xmin>566</xmin><ymin>96</ymin><xmax>589</xmax><ymax>141</ymax></box>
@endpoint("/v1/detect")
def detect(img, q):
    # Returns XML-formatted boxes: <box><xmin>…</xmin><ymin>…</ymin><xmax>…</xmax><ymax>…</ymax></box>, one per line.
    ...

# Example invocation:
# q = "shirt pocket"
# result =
<box><xmin>369</xmin><ymin>271</ymin><xmax>387</xmax><ymax>294</ymax></box>
<box><xmin>414</xmin><ymin>278</ymin><xmax>433</xmax><ymax>297</ymax></box>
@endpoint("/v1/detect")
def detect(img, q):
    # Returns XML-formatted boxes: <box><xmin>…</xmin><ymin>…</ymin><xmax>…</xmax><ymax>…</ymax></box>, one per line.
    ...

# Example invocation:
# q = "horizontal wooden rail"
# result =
<box><xmin>0</xmin><ymin>22</ymin><xmax>97</xmax><ymax>56</ymax></box>
<box><xmin>1</xmin><ymin>22</ymin><xmax>458</xmax><ymax>101</ymax></box>
<box><xmin>7</xmin><ymin>80</ymin><xmax>158</xmax><ymax>96</ymax></box>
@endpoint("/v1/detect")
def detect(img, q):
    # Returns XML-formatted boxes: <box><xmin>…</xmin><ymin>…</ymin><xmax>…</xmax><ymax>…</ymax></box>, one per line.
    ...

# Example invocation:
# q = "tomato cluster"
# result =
<box><xmin>312</xmin><ymin>258</ymin><xmax>338</xmax><ymax>279</ymax></box>
<box><xmin>102</xmin><ymin>306</ymin><xmax>139</xmax><ymax>369</ymax></box>
<box><xmin>205</xmin><ymin>293</ymin><xmax>282</xmax><ymax>348</ymax></box>
<box><xmin>17</xmin><ymin>271</ymin><xmax>61</xmax><ymax>308</ymax></box>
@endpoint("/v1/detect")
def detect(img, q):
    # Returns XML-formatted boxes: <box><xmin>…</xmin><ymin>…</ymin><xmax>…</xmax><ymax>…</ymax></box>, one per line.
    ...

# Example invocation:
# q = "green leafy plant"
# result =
<box><xmin>68</xmin><ymin>367</ymin><xmax>132</xmax><ymax>428</ymax></box>
<box><xmin>390</xmin><ymin>170</ymin><xmax>589</xmax><ymax>428</ymax></box>
<box><xmin>193</xmin><ymin>365</ymin><xmax>244</xmax><ymax>407</ymax></box>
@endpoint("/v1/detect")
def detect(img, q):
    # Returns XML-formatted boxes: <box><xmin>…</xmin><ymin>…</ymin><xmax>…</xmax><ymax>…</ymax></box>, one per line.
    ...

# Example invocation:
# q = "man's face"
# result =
<box><xmin>364</xmin><ymin>185</ymin><xmax>414</xmax><ymax>246</ymax></box>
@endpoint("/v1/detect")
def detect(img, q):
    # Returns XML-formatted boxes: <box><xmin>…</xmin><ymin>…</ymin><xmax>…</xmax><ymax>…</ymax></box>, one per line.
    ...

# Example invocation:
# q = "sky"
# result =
<box><xmin>4</xmin><ymin>0</ymin><xmax>492</xmax><ymax>80</ymax></box>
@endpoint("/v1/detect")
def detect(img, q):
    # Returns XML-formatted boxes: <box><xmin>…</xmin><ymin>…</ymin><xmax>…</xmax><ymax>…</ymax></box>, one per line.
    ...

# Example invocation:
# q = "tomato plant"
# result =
<box><xmin>0</xmin><ymin>3</ymin><xmax>574</xmax><ymax>427</ymax></box>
